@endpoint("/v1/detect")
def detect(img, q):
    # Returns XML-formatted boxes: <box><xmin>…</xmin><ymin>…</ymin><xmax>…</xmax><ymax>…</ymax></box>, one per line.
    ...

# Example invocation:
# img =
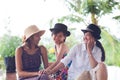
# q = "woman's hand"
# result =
<box><xmin>87</xmin><ymin>37</ymin><xmax>95</xmax><ymax>54</ymax></box>
<box><xmin>45</xmin><ymin>69</ymin><xmax>52</xmax><ymax>75</ymax></box>
<box><xmin>38</xmin><ymin>70</ymin><xmax>46</xmax><ymax>76</ymax></box>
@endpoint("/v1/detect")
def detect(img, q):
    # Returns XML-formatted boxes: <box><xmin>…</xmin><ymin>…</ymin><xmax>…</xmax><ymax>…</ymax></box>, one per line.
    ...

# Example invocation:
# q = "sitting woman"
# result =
<box><xmin>46</xmin><ymin>23</ymin><xmax>71</xmax><ymax>80</ymax></box>
<box><xmin>46</xmin><ymin>24</ymin><xmax>108</xmax><ymax>80</ymax></box>
<box><xmin>15</xmin><ymin>25</ymin><xmax>49</xmax><ymax>80</ymax></box>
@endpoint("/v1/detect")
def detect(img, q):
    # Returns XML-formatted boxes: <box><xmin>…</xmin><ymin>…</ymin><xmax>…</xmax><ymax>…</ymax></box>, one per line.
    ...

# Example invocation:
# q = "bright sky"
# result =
<box><xmin>0</xmin><ymin>0</ymin><xmax>120</xmax><ymax>39</ymax></box>
<box><xmin>0</xmin><ymin>0</ymin><xmax>70</xmax><ymax>37</ymax></box>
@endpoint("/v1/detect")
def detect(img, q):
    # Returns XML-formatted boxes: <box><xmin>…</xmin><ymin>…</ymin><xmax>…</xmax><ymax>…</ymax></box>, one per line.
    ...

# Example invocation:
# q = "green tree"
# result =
<box><xmin>0</xmin><ymin>34</ymin><xmax>22</xmax><ymax>57</ymax></box>
<box><xmin>60</xmin><ymin>0</ymin><xmax>119</xmax><ymax>25</ymax></box>
<box><xmin>113</xmin><ymin>2</ymin><xmax>120</xmax><ymax>22</ymax></box>
<box><xmin>56</xmin><ymin>0</ymin><xmax>120</xmax><ymax>66</ymax></box>
<box><xmin>113</xmin><ymin>15</ymin><xmax>120</xmax><ymax>22</ymax></box>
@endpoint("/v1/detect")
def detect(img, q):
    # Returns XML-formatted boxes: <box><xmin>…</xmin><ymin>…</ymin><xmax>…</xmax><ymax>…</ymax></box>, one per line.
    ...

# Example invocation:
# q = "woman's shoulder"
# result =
<box><xmin>60</xmin><ymin>43</ymin><xmax>69</xmax><ymax>50</ymax></box>
<box><xmin>60</xmin><ymin>42</ymin><xmax>68</xmax><ymax>48</ymax></box>
<box><xmin>16</xmin><ymin>45</ymin><xmax>23</xmax><ymax>51</ymax></box>
<box><xmin>15</xmin><ymin>45</ymin><xmax>24</xmax><ymax>56</ymax></box>
<box><xmin>38</xmin><ymin>45</ymin><xmax>47</xmax><ymax>54</ymax></box>
<box><xmin>17</xmin><ymin>43</ymin><xmax>29</xmax><ymax>51</ymax></box>
<box><xmin>38</xmin><ymin>45</ymin><xmax>46</xmax><ymax>50</ymax></box>
<box><xmin>16</xmin><ymin>43</ymin><xmax>28</xmax><ymax>53</ymax></box>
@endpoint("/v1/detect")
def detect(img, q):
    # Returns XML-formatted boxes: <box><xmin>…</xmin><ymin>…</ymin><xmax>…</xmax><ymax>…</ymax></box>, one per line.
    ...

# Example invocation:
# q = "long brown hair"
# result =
<box><xmin>24</xmin><ymin>35</ymin><xmax>38</xmax><ymax>49</ymax></box>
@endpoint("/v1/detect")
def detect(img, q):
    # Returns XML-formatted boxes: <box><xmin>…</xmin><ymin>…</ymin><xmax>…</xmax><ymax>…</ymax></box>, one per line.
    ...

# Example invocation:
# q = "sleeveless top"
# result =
<box><xmin>54</xmin><ymin>46</ymin><xmax>70</xmax><ymax>80</ymax></box>
<box><xmin>21</xmin><ymin>47</ymin><xmax>41</xmax><ymax>72</ymax></box>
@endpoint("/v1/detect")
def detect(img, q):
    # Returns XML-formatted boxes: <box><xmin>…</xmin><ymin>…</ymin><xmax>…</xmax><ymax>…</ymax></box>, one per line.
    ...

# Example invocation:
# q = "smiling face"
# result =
<box><xmin>83</xmin><ymin>32</ymin><xmax>95</xmax><ymax>44</ymax></box>
<box><xmin>52</xmin><ymin>32</ymin><xmax>66</xmax><ymax>44</ymax></box>
<box><xmin>31</xmin><ymin>32</ymin><xmax>41</xmax><ymax>45</ymax></box>
<box><xmin>25</xmin><ymin>32</ymin><xmax>41</xmax><ymax>48</ymax></box>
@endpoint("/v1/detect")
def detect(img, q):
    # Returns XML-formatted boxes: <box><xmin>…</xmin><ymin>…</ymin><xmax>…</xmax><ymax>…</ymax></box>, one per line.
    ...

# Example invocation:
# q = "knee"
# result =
<box><xmin>98</xmin><ymin>62</ymin><xmax>108</xmax><ymax>76</ymax></box>
<box><xmin>96</xmin><ymin>62</ymin><xmax>108</xmax><ymax>80</ymax></box>
<box><xmin>98</xmin><ymin>62</ymin><xmax>107</xmax><ymax>70</ymax></box>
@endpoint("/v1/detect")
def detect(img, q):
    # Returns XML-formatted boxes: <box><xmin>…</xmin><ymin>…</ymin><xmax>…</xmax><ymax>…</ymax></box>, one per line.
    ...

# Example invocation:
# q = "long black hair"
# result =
<box><xmin>90</xmin><ymin>31</ymin><xmax>105</xmax><ymax>61</ymax></box>
<box><xmin>96</xmin><ymin>40</ymin><xmax>105</xmax><ymax>61</ymax></box>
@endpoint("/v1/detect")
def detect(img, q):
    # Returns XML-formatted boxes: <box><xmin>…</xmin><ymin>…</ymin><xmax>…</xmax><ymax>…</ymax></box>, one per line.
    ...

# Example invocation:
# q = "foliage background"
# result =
<box><xmin>0</xmin><ymin>0</ymin><xmax>120</xmax><ymax>70</ymax></box>
<box><xmin>0</xmin><ymin>34</ymin><xmax>22</xmax><ymax>57</ymax></box>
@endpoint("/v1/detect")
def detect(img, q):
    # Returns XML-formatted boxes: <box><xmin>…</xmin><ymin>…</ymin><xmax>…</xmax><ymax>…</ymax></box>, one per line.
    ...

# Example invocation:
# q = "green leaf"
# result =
<box><xmin>0</xmin><ymin>34</ymin><xmax>22</xmax><ymax>57</ymax></box>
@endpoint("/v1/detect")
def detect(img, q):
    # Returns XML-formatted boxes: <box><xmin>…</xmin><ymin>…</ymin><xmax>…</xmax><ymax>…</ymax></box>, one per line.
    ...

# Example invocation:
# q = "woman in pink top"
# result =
<box><xmin>46</xmin><ymin>23</ymin><xmax>71</xmax><ymax>80</ymax></box>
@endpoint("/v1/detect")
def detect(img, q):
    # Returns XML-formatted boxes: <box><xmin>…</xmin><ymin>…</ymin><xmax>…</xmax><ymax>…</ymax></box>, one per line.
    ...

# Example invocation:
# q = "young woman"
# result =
<box><xmin>15</xmin><ymin>25</ymin><xmax>49</xmax><ymax>80</ymax></box>
<box><xmin>46</xmin><ymin>23</ymin><xmax>71</xmax><ymax>80</ymax></box>
<box><xmin>46</xmin><ymin>24</ymin><xmax>108</xmax><ymax>80</ymax></box>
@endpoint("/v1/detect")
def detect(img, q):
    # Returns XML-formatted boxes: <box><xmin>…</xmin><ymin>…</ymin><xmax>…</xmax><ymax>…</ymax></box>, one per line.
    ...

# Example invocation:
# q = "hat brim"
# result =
<box><xmin>50</xmin><ymin>28</ymin><xmax>55</xmax><ymax>32</ymax></box>
<box><xmin>50</xmin><ymin>28</ymin><xmax>70</xmax><ymax>37</ymax></box>
<box><xmin>81</xmin><ymin>28</ymin><xmax>93</xmax><ymax>33</ymax></box>
<box><xmin>66</xmin><ymin>31</ymin><xmax>70</xmax><ymax>36</ymax></box>
<box><xmin>25</xmin><ymin>30</ymin><xmax>45</xmax><ymax>41</ymax></box>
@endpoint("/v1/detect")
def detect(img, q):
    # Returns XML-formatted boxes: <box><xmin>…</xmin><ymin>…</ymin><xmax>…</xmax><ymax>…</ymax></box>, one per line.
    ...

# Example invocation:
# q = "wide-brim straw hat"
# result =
<box><xmin>24</xmin><ymin>25</ymin><xmax>45</xmax><ymax>41</ymax></box>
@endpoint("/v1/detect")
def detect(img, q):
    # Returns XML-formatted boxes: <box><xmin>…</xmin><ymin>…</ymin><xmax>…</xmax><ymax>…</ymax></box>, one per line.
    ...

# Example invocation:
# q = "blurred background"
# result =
<box><xmin>0</xmin><ymin>0</ymin><xmax>120</xmax><ymax>80</ymax></box>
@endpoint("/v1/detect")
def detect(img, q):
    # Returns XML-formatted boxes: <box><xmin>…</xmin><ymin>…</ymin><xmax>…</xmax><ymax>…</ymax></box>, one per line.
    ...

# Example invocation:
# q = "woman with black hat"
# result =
<box><xmin>46</xmin><ymin>23</ymin><xmax>71</xmax><ymax>80</ymax></box>
<box><xmin>46</xmin><ymin>24</ymin><xmax>107</xmax><ymax>80</ymax></box>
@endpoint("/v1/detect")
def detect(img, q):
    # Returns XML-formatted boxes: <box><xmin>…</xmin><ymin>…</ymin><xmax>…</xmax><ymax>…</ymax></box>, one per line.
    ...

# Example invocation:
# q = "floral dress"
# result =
<box><xmin>54</xmin><ymin>54</ymin><xmax>72</xmax><ymax>80</ymax></box>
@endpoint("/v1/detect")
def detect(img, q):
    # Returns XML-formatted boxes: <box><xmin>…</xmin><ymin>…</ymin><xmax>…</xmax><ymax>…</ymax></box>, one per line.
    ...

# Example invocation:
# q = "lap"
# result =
<box><xmin>76</xmin><ymin>62</ymin><xmax>107</xmax><ymax>80</ymax></box>
<box><xmin>19</xmin><ymin>73</ymin><xmax>50</xmax><ymax>80</ymax></box>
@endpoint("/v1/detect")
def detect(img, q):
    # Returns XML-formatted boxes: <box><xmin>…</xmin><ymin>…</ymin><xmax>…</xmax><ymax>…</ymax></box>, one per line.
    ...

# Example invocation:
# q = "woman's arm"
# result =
<box><xmin>47</xmin><ymin>62</ymin><xmax>65</xmax><ymax>75</ymax></box>
<box><xmin>88</xmin><ymin>50</ymin><xmax>98</xmax><ymax>68</ymax></box>
<box><xmin>15</xmin><ymin>47</ymin><xmax>38</xmax><ymax>78</ymax></box>
<box><xmin>46</xmin><ymin>44</ymin><xmax>78</xmax><ymax>75</ymax></box>
<box><xmin>87</xmin><ymin>39</ymin><xmax>98</xmax><ymax>68</ymax></box>
<box><xmin>40</xmin><ymin>45</ymin><xmax>49</xmax><ymax>69</ymax></box>
<box><xmin>46</xmin><ymin>43</ymin><xmax>67</xmax><ymax>71</ymax></box>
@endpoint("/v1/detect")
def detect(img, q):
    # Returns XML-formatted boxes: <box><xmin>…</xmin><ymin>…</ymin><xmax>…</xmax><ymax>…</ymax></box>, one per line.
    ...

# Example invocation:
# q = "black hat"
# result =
<box><xmin>81</xmin><ymin>24</ymin><xmax>101</xmax><ymax>40</ymax></box>
<box><xmin>50</xmin><ymin>23</ymin><xmax>71</xmax><ymax>36</ymax></box>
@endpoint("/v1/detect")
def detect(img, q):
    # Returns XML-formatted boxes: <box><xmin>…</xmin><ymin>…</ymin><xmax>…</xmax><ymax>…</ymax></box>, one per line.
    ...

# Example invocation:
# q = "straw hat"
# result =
<box><xmin>23</xmin><ymin>25</ymin><xmax>45</xmax><ymax>41</ymax></box>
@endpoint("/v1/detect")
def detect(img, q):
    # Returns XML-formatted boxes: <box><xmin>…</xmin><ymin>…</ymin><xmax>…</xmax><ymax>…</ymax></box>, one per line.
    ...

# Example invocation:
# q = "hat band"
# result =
<box><xmin>86</xmin><ymin>28</ymin><xmax>93</xmax><ymax>32</ymax></box>
<box><xmin>53</xmin><ymin>28</ymin><xmax>67</xmax><ymax>31</ymax></box>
